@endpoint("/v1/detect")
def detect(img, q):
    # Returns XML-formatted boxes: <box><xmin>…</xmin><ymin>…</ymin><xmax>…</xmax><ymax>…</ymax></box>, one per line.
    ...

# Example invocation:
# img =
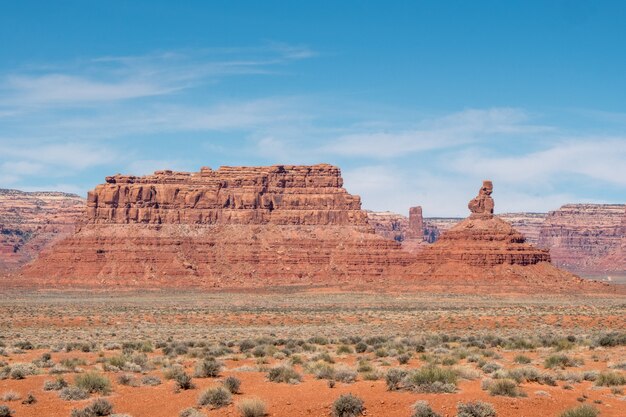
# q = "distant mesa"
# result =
<box><xmin>0</xmin><ymin>189</ymin><xmax>84</xmax><ymax>272</ymax></box>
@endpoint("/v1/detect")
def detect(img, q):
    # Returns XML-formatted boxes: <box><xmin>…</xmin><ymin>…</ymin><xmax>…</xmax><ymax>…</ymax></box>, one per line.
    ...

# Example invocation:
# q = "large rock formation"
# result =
<box><xmin>20</xmin><ymin>165</ymin><xmax>413</xmax><ymax>287</ymax></box>
<box><xmin>0</xmin><ymin>189</ymin><xmax>84</xmax><ymax>271</ymax></box>
<box><xmin>539</xmin><ymin>204</ymin><xmax>625</xmax><ymax>274</ymax></box>
<box><xmin>408</xmin><ymin>181</ymin><xmax>593</xmax><ymax>289</ymax></box>
<box><xmin>416</xmin><ymin>181</ymin><xmax>550</xmax><ymax>267</ymax></box>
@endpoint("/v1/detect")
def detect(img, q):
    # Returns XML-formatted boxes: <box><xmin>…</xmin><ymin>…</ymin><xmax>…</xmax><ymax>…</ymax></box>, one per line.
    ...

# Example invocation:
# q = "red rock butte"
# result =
<box><xmin>20</xmin><ymin>164</ymin><xmax>412</xmax><ymax>288</ymax></box>
<box><xmin>16</xmin><ymin>166</ymin><xmax>611</xmax><ymax>293</ymax></box>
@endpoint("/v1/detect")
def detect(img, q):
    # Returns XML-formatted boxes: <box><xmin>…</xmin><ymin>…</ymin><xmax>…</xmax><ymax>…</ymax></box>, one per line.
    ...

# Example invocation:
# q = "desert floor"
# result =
<box><xmin>0</xmin><ymin>291</ymin><xmax>625</xmax><ymax>417</ymax></box>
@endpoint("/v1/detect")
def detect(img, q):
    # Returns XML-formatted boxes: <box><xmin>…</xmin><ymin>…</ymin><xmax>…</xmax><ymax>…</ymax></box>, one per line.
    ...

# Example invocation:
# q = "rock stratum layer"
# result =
<box><xmin>539</xmin><ymin>204</ymin><xmax>626</xmax><ymax>275</ymax></box>
<box><xmin>0</xmin><ymin>189</ymin><xmax>84</xmax><ymax>271</ymax></box>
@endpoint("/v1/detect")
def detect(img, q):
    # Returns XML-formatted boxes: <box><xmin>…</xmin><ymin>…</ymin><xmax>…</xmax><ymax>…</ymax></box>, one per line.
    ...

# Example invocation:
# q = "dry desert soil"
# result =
<box><xmin>0</xmin><ymin>290</ymin><xmax>625</xmax><ymax>417</ymax></box>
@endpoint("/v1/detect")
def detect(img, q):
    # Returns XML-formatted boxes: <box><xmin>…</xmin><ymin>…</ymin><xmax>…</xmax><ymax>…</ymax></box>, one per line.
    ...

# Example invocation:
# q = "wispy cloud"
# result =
<box><xmin>0</xmin><ymin>44</ymin><xmax>315</xmax><ymax>108</ymax></box>
<box><xmin>323</xmin><ymin>108</ymin><xmax>551</xmax><ymax>158</ymax></box>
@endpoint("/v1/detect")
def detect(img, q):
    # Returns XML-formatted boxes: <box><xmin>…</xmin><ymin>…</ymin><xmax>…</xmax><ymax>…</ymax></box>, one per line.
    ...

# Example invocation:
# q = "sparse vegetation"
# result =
<box><xmin>558</xmin><ymin>405</ymin><xmax>599</xmax><ymax>417</ymax></box>
<box><xmin>457</xmin><ymin>401</ymin><xmax>497</xmax><ymax>417</ymax></box>
<box><xmin>332</xmin><ymin>393</ymin><xmax>364</xmax><ymax>417</ymax></box>
<box><xmin>237</xmin><ymin>398</ymin><xmax>267</xmax><ymax>417</ymax></box>
<box><xmin>267</xmin><ymin>365</ymin><xmax>301</xmax><ymax>384</ymax></box>
<box><xmin>411</xmin><ymin>401</ymin><xmax>442</xmax><ymax>417</ymax></box>
<box><xmin>198</xmin><ymin>386</ymin><xmax>231</xmax><ymax>408</ymax></box>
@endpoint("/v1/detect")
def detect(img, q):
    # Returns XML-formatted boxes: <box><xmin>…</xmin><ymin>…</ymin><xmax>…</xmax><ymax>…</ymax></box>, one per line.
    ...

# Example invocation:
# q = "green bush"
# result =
<box><xmin>43</xmin><ymin>377</ymin><xmax>68</xmax><ymax>391</ymax></box>
<box><xmin>332</xmin><ymin>393</ymin><xmax>364</xmax><ymax>417</ymax></box>
<box><xmin>74</xmin><ymin>372</ymin><xmax>111</xmax><ymax>395</ymax></box>
<box><xmin>411</xmin><ymin>400</ymin><xmax>441</xmax><ymax>417</ymax></box>
<box><xmin>267</xmin><ymin>366</ymin><xmax>301</xmax><ymax>384</ymax></box>
<box><xmin>179</xmin><ymin>408</ymin><xmax>204</xmax><ymax>417</ymax></box>
<box><xmin>457</xmin><ymin>401</ymin><xmax>497</xmax><ymax>417</ymax></box>
<box><xmin>484</xmin><ymin>379</ymin><xmax>525</xmax><ymax>397</ymax></box>
<box><xmin>559</xmin><ymin>405</ymin><xmax>599</xmax><ymax>417</ymax></box>
<box><xmin>198</xmin><ymin>386</ymin><xmax>231</xmax><ymax>409</ymax></box>
<box><xmin>385</xmin><ymin>368</ymin><xmax>407</xmax><ymax>391</ymax></box>
<box><xmin>194</xmin><ymin>359</ymin><xmax>222</xmax><ymax>378</ymax></box>
<box><xmin>595</xmin><ymin>371</ymin><xmax>625</xmax><ymax>386</ymax></box>
<box><xmin>405</xmin><ymin>366</ymin><xmax>457</xmax><ymax>393</ymax></box>
<box><xmin>223</xmin><ymin>375</ymin><xmax>241</xmax><ymax>393</ymax></box>
<box><xmin>237</xmin><ymin>398</ymin><xmax>266</xmax><ymax>417</ymax></box>
<box><xmin>174</xmin><ymin>372</ymin><xmax>195</xmax><ymax>390</ymax></box>
<box><xmin>513</xmin><ymin>355</ymin><xmax>531</xmax><ymax>364</ymax></box>
<box><xmin>544</xmin><ymin>354</ymin><xmax>581</xmax><ymax>369</ymax></box>
<box><xmin>59</xmin><ymin>386</ymin><xmax>90</xmax><ymax>401</ymax></box>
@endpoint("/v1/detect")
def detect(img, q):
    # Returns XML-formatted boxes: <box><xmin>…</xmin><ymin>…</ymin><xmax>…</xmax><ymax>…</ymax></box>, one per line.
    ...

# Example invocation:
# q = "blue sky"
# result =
<box><xmin>1</xmin><ymin>1</ymin><xmax>625</xmax><ymax>216</ymax></box>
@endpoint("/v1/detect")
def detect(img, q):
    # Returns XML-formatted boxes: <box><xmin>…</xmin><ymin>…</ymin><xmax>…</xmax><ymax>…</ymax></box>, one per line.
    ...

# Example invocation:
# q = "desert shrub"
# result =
<box><xmin>481</xmin><ymin>362</ymin><xmax>501</xmax><ymax>374</ymax></box>
<box><xmin>59</xmin><ymin>386</ymin><xmax>90</xmax><ymax>401</ymax></box>
<box><xmin>8</xmin><ymin>363</ymin><xmax>37</xmax><ymax>379</ymax></box>
<box><xmin>117</xmin><ymin>374</ymin><xmax>136</xmax><ymax>386</ymax></box>
<box><xmin>411</xmin><ymin>401</ymin><xmax>441</xmax><ymax>417</ymax></box>
<box><xmin>163</xmin><ymin>365</ymin><xmax>185</xmax><ymax>380</ymax></box>
<box><xmin>361</xmin><ymin>371</ymin><xmax>381</xmax><ymax>381</ymax></box>
<box><xmin>0</xmin><ymin>405</ymin><xmax>14</xmax><ymax>417</ymax></box>
<box><xmin>309</xmin><ymin>361</ymin><xmax>335</xmax><ymax>380</ymax></box>
<box><xmin>21</xmin><ymin>393</ymin><xmax>36</xmax><ymax>405</ymax></box>
<box><xmin>75</xmin><ymin>372</ymin><xmax>111</xmax><ymax>395</ymax></box>
<box><xmin>355</xmin><ymin>342</ymin><xmax>368</xmax><ymax>353</ymax></box>
<box><xmin>179</xmin><ymin>408</ymin><xmax>203</xmax><ymax>417</ymax></box>
<box><xmin>237</xmin><ymin>398</ymin><xmax>266</xmax><ymax>417</ymax></box>
<box><xmin>336</xmin><ymin>345</ymin><xmax>353</xmax><ymax>355</ymax></box>
<box><xmin>81</xmin><ymin>398</ymin><xmax>114</xmax><ymax>416</ymax></box>
<box><xmin>194</xmin><ymin>359</ymin><xmax>222</xmax><ymax>378</ymax></box>
<box><xmin>404</xmin><ymin>365</ymin><xmax>457</xmax><ymax>393</ymax></box>
<box><xmin>141</xmin><ymin>375</ymin><xmax>161</xmax><ymax>386</ymax></box>
<box><xmin>514</xmin><ymin>355</ymin><xmax>531</xmax><ymax>364</ymax></box>
<box><xmin>334</xmin><ymin>366</ymin><xmax>357</xmax><ymax>384</ymax></box>
<box><xmin>595</xmin><ymin>371</ymin><xmax>626</xmax><ymax>386</ymax></box>
<box><xmin>308</xmin><ymin>336</ymin><xmax>329</xmax><ymax>345</ymax></box>
<box><xmin>559</xmin><ymin>405</ymin><xmax>599</xmax><ymax>417</ymax></box>
<box><xmin>544</xmin><ymin>354</ymin><xmax>581</xmax><ymax>369</ymax></box>
<box><xmin>398</xmin><ymin>353</ymin><xmax>411</xmax><ymax>365</ymax></box>
<box><xmin>356</xmin><ymin>360</ymin><xmax>373</xmax><ymax>373</ymax></box>
<box><xmin>332</xmin><ymin>393</ymin><xmax>364</xmax><ymax>417</ymax></box>
<box><xmin>457</xmin><ymin>401</ymin><xmax>497</xmax><ymax>417</ymax></box>
<box><xmin>610</xmin><ymin>362</ymin><xmax>626</xmax><ymax>370</ymax></box>
<box><xmin>198</xmin><ymin>386</ymin><xmax>231</xmax><ymax>408</ymax></box>
<box><xmin>595</xmin><ymin>332</ymin><xmax>626</xmax><ymax>347</ymax></box>
<box><xmin>312</xmin><ymin>352</ymin><xmax>334</xmax><ymax>363</ymax></box>
<box><xmin>223</xmin><ymin>376</ymin><xmax>241</xmax><ymax>393</ymax></box>
<box><xmin>483</xmin><ymin>379</ymin><xmax>525</xmax><ymax>397</ymax></box>
<box><xmin>174</xmin><ymin>372</ymin><xmax>195</xmax><ymax>390</ymax></box>
<box><xmin>267</xmin><ymin>365</ymin><xmax>301</xmax><ymax>384</ymax></box>
<box><xmin>0</xmin><ymin>392</ymin><xmax>19</xmax><ymax>402</ymax></box>
<box><xmin>385</xmin><ymin>368</ymin><xmax>407</xmax><ymax>391</ymax></box>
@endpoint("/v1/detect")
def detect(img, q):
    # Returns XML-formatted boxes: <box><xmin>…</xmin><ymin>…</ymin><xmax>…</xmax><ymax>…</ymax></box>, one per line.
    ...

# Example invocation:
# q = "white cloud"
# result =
<box><xmin>3</xmin><ymin>74</ymin><xmax>174</xmax><ymax>105</ymax></box>
<box><xmin>449</xmin><ymin>138</ymin><xmax>626</xmax><ymax>186</ymax></box>
<box><xmin>323</xmin><ymin>108</ymin><xmax>550</xmax><ymax>158</ymax></box>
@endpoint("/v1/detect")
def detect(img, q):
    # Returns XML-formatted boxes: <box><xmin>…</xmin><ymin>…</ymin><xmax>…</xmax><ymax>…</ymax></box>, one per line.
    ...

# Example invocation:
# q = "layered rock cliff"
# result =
<box><xmin>538</xmin><ymin>204</ymin><xmax>625</xmax><ymax>274</ymax></box>
<box><xmin>20</xmin><ymin>165</ymin><xmax>413</xmax><ymax>287</ymax></box>
<box><xmin>0</xmin><ymin>189</ymin><xmax>84</xmax><ymax>271</ymax></box>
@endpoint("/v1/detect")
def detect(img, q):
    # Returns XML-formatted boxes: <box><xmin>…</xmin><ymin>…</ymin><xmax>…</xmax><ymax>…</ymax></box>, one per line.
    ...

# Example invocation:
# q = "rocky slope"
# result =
<box><xmin>539</xmin><ymin>204</ymin><xmax>625</xmax><ymax>275</ymax></box>
<box><xmin>0</xmin><ymin>189</ymin><xmax>84</xmax><ymax>271</ymax></box>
